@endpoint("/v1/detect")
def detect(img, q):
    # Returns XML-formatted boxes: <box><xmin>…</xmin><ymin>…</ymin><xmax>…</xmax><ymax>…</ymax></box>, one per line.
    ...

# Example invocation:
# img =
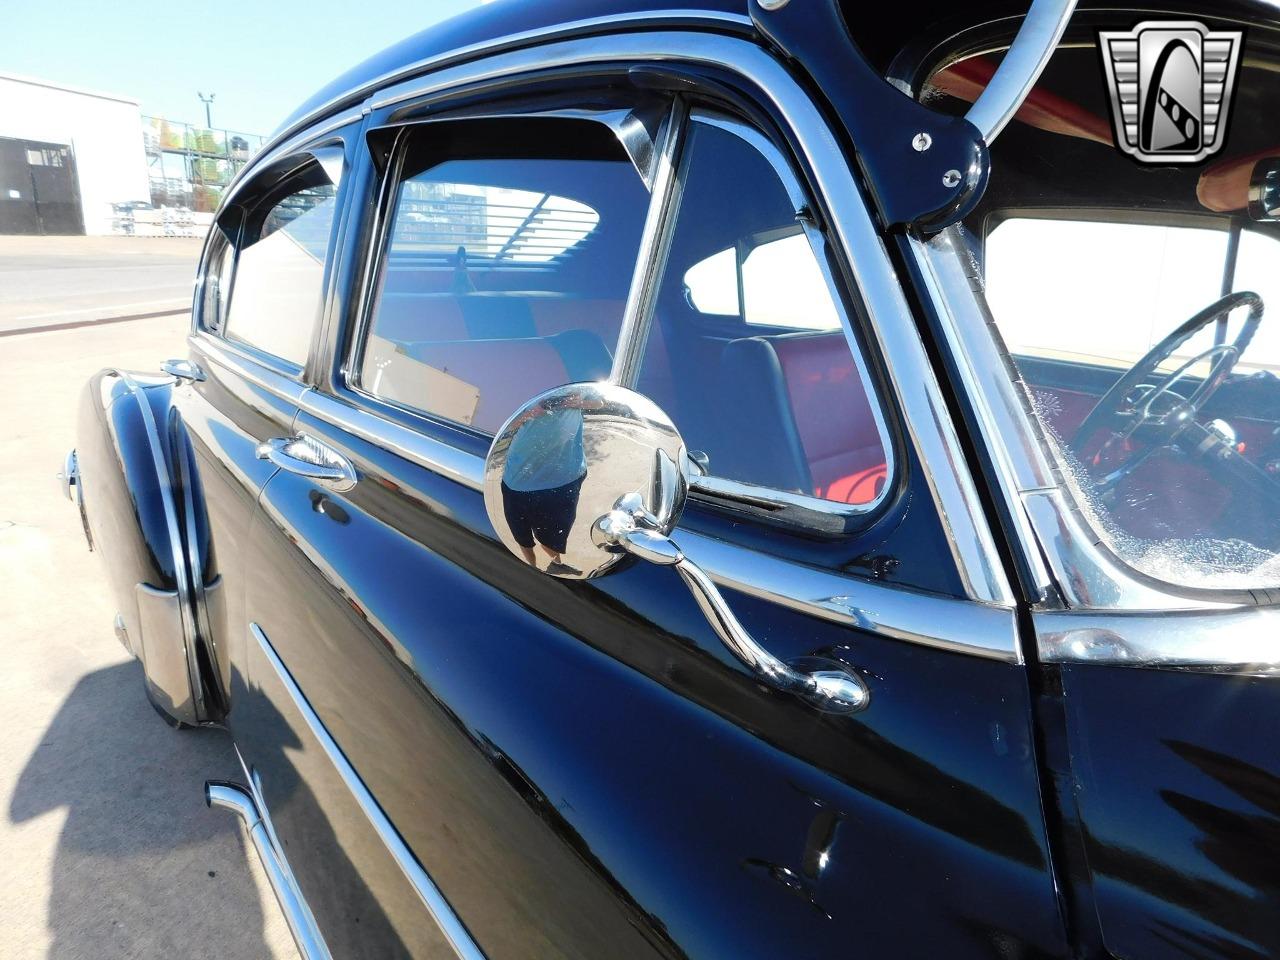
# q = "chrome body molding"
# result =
<box><xmin>325</xmin><ymin>30</ymin><xmax>1014</xmax><ymax>609</ymax></box>
<box><xmin>206</xmin><ymin>781</ymin><xmax>333</xmax><ymax>960</ymax></box>
<box><xmin>1036</xmin><ymin>606</ymin><xmax>1280</xmax><ymax>673</ymax></box>
<box><xmin>298</xmin><ymin>388</ymin><xmax>1020</xmax><ymax>662</ymax></box>
<box><xmin>249</xmin><ymin>623</ymin><xmax>487</xmax><ymax>960</ymax></box>
<box><xmin>189</xmin><ymin>332</ymin><xmax>310</xmax><ymax>408</ymax></box>
<box><xmin>964</xmin><ymin>0</ymin><xmax>1078</xmax><ymax>144</ymax></box>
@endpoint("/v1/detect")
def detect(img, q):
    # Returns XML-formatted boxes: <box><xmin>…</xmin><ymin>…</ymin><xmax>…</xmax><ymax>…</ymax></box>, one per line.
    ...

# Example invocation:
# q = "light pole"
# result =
<box><xmin>197</xmin><ymin>92</ymin><xmax>215</xmax><ymax>129</ymax></box>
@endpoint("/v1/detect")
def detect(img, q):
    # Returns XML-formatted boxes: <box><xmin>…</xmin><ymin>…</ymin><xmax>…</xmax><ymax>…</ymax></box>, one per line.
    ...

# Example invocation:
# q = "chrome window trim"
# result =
<box><xmin>611</xmin><ymin>97</ymin><xmax>687</xmax><ymax>385</ymax></box>
<box><xmin>297</xmin><ymin>385</ymin><xmax>1019</xmax><ymax>662</ymax></box>
<box><xmin>326</xmin><ymin>32</ymin><xmax>1010</xmax><ymax>605</ymax></box>
<box><xmin>249</xmin><ymin>623</ymin><xmax>486</xmax><ymax>960</ymax></box>
<box><xmin>660</xmin><ymin>110</ymin><xmax>901</xmax><ymax>527</ymax></box>
<box><xmin>235</xmin><ymin>11</ymin><xmax>751</xmax><ymax>189</ymax></box>
<box><xmin>220</xmin><ymin>110</ymin><xmax>366</xmax><ymax>213</ymax></box>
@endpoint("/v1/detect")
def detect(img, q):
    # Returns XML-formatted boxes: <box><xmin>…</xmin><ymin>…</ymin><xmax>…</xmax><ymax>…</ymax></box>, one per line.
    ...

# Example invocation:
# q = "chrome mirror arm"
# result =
<box><xmin>595</xmin><ymin>507</ymin><xmax>870</xmax><ymax>715</ymax></box>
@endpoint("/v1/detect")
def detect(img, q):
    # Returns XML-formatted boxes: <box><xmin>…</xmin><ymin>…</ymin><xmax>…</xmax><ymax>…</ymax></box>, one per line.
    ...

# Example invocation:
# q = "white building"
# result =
<box><xmin>0</xmin><ymin>74</ymin><xmax>151</xmax><ymax>236</ymax></box>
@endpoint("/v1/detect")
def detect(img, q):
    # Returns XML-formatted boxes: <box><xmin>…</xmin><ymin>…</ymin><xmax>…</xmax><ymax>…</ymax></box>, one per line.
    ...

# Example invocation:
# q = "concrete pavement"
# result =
<box><xmin>0</xmin><ymin>313</ymin><xmax>298</xmax><ymax>959</ymax></box>
<box><xmin>0</xmin><ymin>237</ymin><xmax>202</xmax><ymax>335</ymax></box>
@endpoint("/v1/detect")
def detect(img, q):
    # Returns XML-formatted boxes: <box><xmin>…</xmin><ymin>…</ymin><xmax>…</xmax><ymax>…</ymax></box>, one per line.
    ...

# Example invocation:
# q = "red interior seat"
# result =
<box><xmin>716</xmin><ymin>332</ymin><xmax>887</xmax><ymax>504</ymax></box>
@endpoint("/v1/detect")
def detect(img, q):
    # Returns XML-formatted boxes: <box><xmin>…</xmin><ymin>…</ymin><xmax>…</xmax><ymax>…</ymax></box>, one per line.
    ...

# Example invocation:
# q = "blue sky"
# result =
<box><xmin>0</xmin><ymin>0</ymin><xmax>481</xmax><ymax>136</ymax></box>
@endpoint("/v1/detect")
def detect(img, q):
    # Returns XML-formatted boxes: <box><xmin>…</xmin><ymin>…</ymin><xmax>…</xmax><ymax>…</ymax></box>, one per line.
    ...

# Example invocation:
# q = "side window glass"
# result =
<box><xmin>222</xmin><ymin>163</ymin><xmax>338</xmax><ymax>367</ymax></box>
<box><xmin>635</xmin><ymin>115</ymin><xmax>891</xmax><ymax>507</ymax></box>
<box><xmin>357</xmin><ymin>118</ymin><xmax>651</xmax><ymax>435</ymax></box>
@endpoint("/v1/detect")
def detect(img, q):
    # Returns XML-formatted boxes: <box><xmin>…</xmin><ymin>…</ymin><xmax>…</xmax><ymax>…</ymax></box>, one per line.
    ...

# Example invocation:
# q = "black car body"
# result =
<box><xmin>66</xmin><ymin>0</ymin><xmax>1280</xmax><ymax>957</ymax></box>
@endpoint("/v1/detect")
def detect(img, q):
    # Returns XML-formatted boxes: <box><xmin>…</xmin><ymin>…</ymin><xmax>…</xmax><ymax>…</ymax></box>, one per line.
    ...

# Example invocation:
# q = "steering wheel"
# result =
<box><xmin>1072</xmin><ymin>291</ymin><xmax>1266</xmax><ymax>494</ymax></box>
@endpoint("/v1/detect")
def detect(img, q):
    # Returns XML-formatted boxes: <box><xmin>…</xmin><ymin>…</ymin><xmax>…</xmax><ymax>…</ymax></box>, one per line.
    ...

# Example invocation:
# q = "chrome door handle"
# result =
<box><xmin>162</xmin><ymin>358</ymin><xmax>206</xmax><ymax>382</ymax></box>
<box><xmin>256</xmin><ymin>435</ymin><xmax>358</xmax><ymax>492</ymax></box>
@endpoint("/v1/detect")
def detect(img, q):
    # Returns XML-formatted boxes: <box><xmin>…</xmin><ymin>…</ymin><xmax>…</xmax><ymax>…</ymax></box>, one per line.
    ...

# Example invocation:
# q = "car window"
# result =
<box><xmin>968</xmin><ymin>44</ymin><xmax>1280</xmax><ymax>592</ymax></box>
<box><xmin>985</xmin><ymin>218</ymin><xmax>1280</xmax><ymax>370</ymax></box>
<box><xmin>684</xmin><ymin>234</ymin><xmax>841</xmax><ymax>330</ymax></box>
<box><xmin>221</xmin><ymin>163</ymin><xmax>338</xmax><ymax>367</ymax></box>
<box><xmin>634</xmin><ymin>114</ymin><xmax>891</xmax><ymax>508</ymax></box>
<box><xmin>356</xmin><ymin>118</ymin><xmax>650</xmax><ymax>435</ymax></box>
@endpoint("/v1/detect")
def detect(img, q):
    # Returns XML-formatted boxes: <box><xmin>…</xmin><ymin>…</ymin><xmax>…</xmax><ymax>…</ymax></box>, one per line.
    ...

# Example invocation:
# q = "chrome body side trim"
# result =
<box><xmin>249</xmin><ymin>622</ymin><xmax>487</xmax><ymax>960</ymax></box>
<box><xmin>190</xmin><ymin>332</ymin><xmax>310</xmax><ymax>408</ymax></box>
<box><xmin>298</xmin><ymin>388</ymin><xmax>1020</xmax><ymax>661</ymax></box>
<box><xmin>331</xmin><ymin>31</ymin><xmax>1013</xmax><ymax>608</ymax></box>
<box><xmin>206</xmin><ymin>781</ymin><xmax>333</xmax><ymax>960</ymax></box>
<box><xmin>611</xmin><ymin>97</ymin><xmax>687</xmax><ymax>386</ymax></box>
<box><xmin>1036</xmin><ymin>606</ymin><xmax>1280</xmax><ymax>672</ymax></box>
<box><xmin>964</xmin><ymin>0</ymin><xmax>1078</xmax><ymax>144</ymax></box>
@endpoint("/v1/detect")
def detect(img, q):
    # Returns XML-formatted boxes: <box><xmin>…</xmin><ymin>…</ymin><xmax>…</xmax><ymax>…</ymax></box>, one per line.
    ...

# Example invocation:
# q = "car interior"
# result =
<box><xmin>928</xmin><ymin>37</ymin><xmax>1280</xmax><ymax>586</ymax></box>
<box><xmin>362</xmin><ymin>114</ymin><xmax>890</xmax><ymax>509</ymax></box>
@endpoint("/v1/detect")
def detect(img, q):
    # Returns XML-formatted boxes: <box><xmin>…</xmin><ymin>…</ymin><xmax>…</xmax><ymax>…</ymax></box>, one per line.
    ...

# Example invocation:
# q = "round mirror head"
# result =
<box><xmin>484</xmin><ymin>382</ymin><xmax>688</xmax><ymax>580</ymax></box>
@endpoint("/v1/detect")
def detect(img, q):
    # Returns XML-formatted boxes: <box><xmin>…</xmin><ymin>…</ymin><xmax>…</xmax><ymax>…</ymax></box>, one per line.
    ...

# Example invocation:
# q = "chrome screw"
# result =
<box><xmin>942</xmin><ymin>169</ymin><xmax>963</xmax><ymax>188</ymax></box>
<box><xmin>911</xmin><ymin>132</ymin><xmax>932</xmax><ymax>152</ymax></box>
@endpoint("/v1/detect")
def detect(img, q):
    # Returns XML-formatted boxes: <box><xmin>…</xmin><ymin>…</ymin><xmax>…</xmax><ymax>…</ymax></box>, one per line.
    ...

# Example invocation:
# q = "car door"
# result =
<box><xmin>173</xmin><ymin>135</ymin><xmax>352</xmax><ymax>721</ymax></box>
<box><xmin>239</xmin><ymin>41</ymin><xmax>1070</xmax><ymax>960</ymax></box>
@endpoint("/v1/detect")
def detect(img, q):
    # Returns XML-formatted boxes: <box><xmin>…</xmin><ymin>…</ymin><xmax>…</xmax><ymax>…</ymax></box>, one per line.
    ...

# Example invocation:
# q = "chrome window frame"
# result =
<box><xmin>190</xmin><ymin>125</ymin><xmax>357</xmax><ymax>385</ymax></box>
<box><xmin>609</xmin><ymin>107</ymin><xmax>900</xmax><ymax>527</ymax></box>
<box><xmin>339</xmin><ymin>50</ymin><xmax>922</xmax><ymax>539</ymax></box>
<box><xmin>297</xmin><ymin>31</ymin><xmax>1016</xmax><ymax>653</ymax></box>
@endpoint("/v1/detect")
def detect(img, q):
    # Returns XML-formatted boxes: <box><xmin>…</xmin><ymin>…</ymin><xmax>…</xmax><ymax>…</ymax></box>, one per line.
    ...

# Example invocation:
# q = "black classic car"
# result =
<box><xmin>62</xmin><ymin>0</ymin><xmax>1280</xmax><ymax>956</ymax></box>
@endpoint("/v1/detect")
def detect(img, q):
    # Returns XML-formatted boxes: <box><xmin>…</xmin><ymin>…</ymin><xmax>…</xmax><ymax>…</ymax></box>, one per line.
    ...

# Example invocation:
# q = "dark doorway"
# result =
<box><xmin>0</xmin><ymin>138</ymin><xmax>85</xmax><ymax>235</ymax></box>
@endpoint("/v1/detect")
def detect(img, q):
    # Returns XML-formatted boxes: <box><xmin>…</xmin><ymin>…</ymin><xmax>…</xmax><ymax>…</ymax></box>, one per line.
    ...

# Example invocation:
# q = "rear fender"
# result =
<box><xmin>75</xmin><ymin>369</ymin><xmax>223</xmax><ymax>725</ymax></box>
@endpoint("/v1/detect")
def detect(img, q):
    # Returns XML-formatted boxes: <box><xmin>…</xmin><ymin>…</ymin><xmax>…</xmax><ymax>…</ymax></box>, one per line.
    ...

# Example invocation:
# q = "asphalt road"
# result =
<box><xmin>0</xmin><ymin>244</ymin><xmax>298</xmax><ymax>959</ymax></box>
<box><xmin>0</xmin><ymin>236</ymin><xmax>202</xmax><ymax>335</ymax></box>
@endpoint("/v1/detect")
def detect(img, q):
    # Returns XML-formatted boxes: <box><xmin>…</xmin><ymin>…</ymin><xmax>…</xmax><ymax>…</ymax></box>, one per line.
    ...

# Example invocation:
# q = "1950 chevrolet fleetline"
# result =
<box><xmin>61</xmin><ymin>0</ymin><xmax>1280</xmax><ymax>956</ymax></box>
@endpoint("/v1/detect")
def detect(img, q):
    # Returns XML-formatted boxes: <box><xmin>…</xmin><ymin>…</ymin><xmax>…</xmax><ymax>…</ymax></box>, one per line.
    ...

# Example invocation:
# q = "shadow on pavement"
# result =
<box><xmin>9</xmin><ymin>660</ymin><xmax>286</xmax><ymax>958</ymax></box>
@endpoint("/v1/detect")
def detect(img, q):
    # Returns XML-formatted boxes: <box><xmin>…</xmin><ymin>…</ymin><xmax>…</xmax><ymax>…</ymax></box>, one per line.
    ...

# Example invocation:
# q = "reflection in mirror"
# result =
<box><xmin>483</xmin><ymin>383</ymin><xmax>687</xmax><ymax>581</ymax></box>
<box><xmin>482</xmin><ymin>383</ymin><xmax>870</xmax><ymax>714</ymax></box>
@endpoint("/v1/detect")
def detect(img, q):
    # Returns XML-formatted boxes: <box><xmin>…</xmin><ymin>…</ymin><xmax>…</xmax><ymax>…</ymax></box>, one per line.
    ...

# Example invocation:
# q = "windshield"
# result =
<box><xmin>928</xmin><ymin>38</ymin><xmax>1280</xmax><ymax>592</ymax></box>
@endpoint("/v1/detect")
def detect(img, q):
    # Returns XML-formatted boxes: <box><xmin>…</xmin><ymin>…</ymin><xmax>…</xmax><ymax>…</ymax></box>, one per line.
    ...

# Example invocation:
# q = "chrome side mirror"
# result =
<box><xmin>484</xmin><ymin>383</ymin><xmax>869</xmax><ymax>714</ymax></box>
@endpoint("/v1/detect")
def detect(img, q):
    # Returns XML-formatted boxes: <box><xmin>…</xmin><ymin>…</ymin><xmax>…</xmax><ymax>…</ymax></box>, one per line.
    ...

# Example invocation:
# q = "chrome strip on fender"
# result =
<box><xmin>249</xmin><ymin>623</ymin><xmax>487</xmax><ymax>960</ymax></box>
